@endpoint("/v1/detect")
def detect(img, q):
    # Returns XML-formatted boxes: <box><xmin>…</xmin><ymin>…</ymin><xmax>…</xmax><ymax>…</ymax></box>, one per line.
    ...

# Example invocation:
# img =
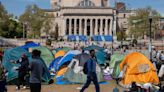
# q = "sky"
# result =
<box><xmin>0</xmin><ymin>0</ymin><xmax>164</xmax><ymax>16</ymax></box>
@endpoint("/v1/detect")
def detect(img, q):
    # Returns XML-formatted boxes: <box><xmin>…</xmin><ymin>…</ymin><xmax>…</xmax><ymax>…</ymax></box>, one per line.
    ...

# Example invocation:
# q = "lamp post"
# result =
<box><xmin>149</xmin><ymin>12</ymin><xmax>153</xmax><ymax>61</ymax></box>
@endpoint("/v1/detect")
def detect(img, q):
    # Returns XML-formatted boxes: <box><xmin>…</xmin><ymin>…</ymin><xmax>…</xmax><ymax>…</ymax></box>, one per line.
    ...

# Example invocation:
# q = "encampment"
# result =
<box><xmin>119</xmin><ymin>52</ymin><xmax>159</xmax><ymax>86</ymax></box>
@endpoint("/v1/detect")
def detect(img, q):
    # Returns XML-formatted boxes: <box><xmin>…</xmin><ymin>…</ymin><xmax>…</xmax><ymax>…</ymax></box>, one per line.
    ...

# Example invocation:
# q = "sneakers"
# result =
<box><xmin>16</xmin><ymin>86</ymin><xmax>20</xmax><ymax>90</ymax></box>
<box><xmin>23</xmin><ymin>86</ymin><xmax>26</xmax><ymax>89</ymax></box>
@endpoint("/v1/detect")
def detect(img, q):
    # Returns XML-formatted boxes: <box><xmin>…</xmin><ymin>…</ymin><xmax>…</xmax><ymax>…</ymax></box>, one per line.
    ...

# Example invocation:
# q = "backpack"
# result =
<box><xmin>83</xmin><ymin>62</ymin><xmax>88</xmax><ymax>74</ymax></box>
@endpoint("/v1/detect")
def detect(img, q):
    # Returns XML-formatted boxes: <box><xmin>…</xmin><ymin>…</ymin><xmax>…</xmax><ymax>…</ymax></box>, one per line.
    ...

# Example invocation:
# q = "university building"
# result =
<box><xmin>43</xmin><ymin>0</ymin><xmax>132</xmax><ymax>41</ymax></box>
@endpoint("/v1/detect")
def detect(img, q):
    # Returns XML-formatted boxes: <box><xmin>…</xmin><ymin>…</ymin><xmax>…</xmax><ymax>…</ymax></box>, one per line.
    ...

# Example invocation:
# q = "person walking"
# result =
<box><xmin>16</xmin><ymin>54</ymin><xmax>29</xmax><ymax>90</ymax></box>
<box><xmin>29</xmin><ymin>50</ymin><xmax>45</xmax><ymax>92</ymax></box>
<box><xmin>80</xmin><ymin>49</ymin><xmax>100</xmax><ymax>92</ymax></box>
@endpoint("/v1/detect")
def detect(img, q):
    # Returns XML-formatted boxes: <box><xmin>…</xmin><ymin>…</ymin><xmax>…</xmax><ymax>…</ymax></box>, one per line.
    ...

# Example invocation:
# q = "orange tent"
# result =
<box><xmin>55</xmin><ymin>50</ymin><xmax>66</xmax><ymax>58</ymax></box>
<box><xmin>119</xmin><ymin>52</ymin><xmax>159</xmax><ymax>86</ymax></box>
<box><xmin>56</xmin><ymin>67</ymin><xmax>68</xmax><ymax>77</ymax></box>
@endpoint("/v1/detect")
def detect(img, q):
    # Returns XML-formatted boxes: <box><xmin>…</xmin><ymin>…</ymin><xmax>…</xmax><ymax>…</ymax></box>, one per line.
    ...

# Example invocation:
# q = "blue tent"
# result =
<box><xmin>20</xmin><ymin>42</ymin><xmax>40</xmax><ymax>49</ymax></box>
<box><xmin>56</xmin><ymin>50</ymin><xmax>81</xmax><ymax>70</ymax></box>
<box><xmin>2</xmin><ymin>47</ymin><xmax>51</xmax><ymax>83</ymax></box>
<box><xmin>49</xmin><ymin>56</ymin><xmax>63</xmax><ymax>71</ymax></box>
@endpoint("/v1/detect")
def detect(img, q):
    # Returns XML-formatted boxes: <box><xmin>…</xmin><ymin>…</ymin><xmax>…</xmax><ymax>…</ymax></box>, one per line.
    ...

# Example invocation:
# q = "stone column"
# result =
<box><xmin>69</xmin><ymin>18</ymin><xmax>72</xmax><ymax>35</ymax></box>
<box><xmin>110</xmin><ymin>18</ymin><xmax>112</xmax><ymax>35</ymax></box>
<box><xmin>84</xmin><ymin>19</ymin><xmax>87</xmax><ymax>35</ymax></box>
<box><xmin>95</xmin><ymin>19</ymin><xmax>98</xmax><ymax>35</ymax></box>
<box><xmin>105</xmin><ymin>19</ymin><xmax>108</xmax><ymax>35</ymax></box>
<box><xmin>74</xmin><ymin>19</ymin><xmax>77</xmax><ymax>35</ymax></box>
<box><xmin>63</xmin><ymin>19</ymin><xmax>66</xmax><ymax>36</ymax></box>
<box><xmin>90</xmin><ymin>19</ymin><xmax>93</xmax><ymax>36</ymax></box>
<box><xmin>100</xmin><ymin>19</ymin><xmax>103</xmax><ymax>35</ymax></box>
<box><xmin>79</xmin><ymin>19</ymin><xmax>82</xmax><ymax>35</ymax></box>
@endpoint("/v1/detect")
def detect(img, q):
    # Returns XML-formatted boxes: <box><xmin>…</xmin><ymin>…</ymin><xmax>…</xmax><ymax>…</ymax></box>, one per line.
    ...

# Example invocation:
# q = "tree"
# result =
<box><xmin>0</xmin><ymin>2</ymin><xmax>23</xmax><ymax>38</ymax></box>
<box><xmin>128</xmin><ymin>7</ymin><xmax>160</xmax><ymax>39</ymax></box>
<box><xmin>19</xmin><ymin>4</ymin><xmax>53</xmax><ymax>38</ymax></box>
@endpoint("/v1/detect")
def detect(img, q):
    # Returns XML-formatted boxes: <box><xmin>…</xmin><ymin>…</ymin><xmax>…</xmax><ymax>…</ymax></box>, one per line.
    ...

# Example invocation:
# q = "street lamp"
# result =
<box><xmin>149</xmin><ymin>12</ymin><xmax>153</xmax><ymax>61</ymax></box>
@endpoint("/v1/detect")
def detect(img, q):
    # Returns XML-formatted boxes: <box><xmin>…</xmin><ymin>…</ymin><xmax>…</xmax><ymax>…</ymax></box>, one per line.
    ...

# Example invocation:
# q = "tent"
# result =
<box><xmin>20</xmin><ymin>42</ymin><xmax>40</xmax><ymax>49</ymax></box>
<box><xmin>2</xmin><ymin>47</ymin><xmax>31</xmax><ymax>82</ymax></box>
<box><xmin>32</xmin><ymin>46</ymin><xmax>54</xmax><ymax>67</ymax></box>
<box><xmin>95</xmin><ymin>51</ymin><xmax>106</xmax><ymax>65</ymax></box>
<box><xmin>119</xmin><ymin>52</ymin><xmax>159</xmax><ymax>86</ymax></box>
<box><xmin>2</xmin><ymin>47</ymin><xmax>51</xmax><ymax>83</ymax></box>
<box><xmin>56</xmin><ymin>50</ymin><xmax>81</xmax><ymax>70</ymax></box>
<box><xmin>55</xmin><ymin>50</ymin><xmax>66</xmax><ymax>58</ymax></box>
<box><xmin>83</xmin><ymin>45</ymin><xmax>104</xmax><ymax>51</ymax></box>
<box><xmin>56</xmin><ymin>58</ymin><xmax>104</xmax><ymax>84</ymax></box>
<box><xmin>55</xmin><ymin>47</ymin><xmax>71</xmax><ymax>53</ymax></box>
<box><xmin>49</xmin><ymin>56</ymin><xmax>63</xmax><ymax>71</ymax></box>
<box><xmin>109</xmin><ymin>54</ymin><xmax>125</xmax><ymax>78</ymax></box>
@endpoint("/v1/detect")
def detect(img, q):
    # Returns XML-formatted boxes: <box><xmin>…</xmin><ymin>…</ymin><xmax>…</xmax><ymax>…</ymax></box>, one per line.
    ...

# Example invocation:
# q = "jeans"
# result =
<box><xmin>80</xmin><ymin>73</ymin><xmax>100</xmax><ymax>92</ymax></box>
<box><xmin>0</xmin><ymin>80</ymin><xmax>6</xmax><ymax>92</ymax></box>
<box><xmin>30</xmin><ymin>83</ymin><xmax>41</xmax><ymax>92</ymax></box>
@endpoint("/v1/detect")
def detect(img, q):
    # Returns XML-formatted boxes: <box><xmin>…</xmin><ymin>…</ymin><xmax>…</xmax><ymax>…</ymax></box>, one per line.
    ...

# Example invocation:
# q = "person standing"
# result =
<box><xmin>16</xmin><ymin>54</ymin><xmax>29</xmax><ymax>90</ymax></box>
<box><xmin>29</xmin><ymin>50</ymin><xmax>45</xmax><ymax>92</ymax></box>
<box><xmin>0</xmin><ymin>60</ymin><xmax>7</xmax><ymax>92</ymax></box>
<box><xmin>80</xmin><ymin>49</ymin><xmax>100</xmax><ymax>92</ymax></box>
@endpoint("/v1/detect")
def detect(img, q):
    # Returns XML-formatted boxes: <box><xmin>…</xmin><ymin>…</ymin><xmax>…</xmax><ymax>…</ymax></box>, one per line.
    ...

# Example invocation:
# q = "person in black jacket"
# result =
<box><xmin>16</xmin><ymin>54</ymin><xmax>29</xmax><ymax>90</ymax></box>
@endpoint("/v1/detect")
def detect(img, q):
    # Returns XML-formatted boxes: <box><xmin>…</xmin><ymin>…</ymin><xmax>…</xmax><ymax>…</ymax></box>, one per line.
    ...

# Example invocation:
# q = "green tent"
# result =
<box><xmin>32</xmin><ymin>46</ymin><xmax>54</xmax><ymax>67</ymax></box>
<box><xmin>109</xmin><ymin>54</ymin><xmax>125</xmax><ymax>78</ymax></box>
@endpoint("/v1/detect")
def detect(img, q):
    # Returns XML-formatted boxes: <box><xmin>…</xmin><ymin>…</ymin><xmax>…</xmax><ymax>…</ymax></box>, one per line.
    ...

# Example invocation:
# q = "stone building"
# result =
<box><xmin>44</xmin><ymin>0</ymin><xmax>117</xmax><ymax>40</ymax></box>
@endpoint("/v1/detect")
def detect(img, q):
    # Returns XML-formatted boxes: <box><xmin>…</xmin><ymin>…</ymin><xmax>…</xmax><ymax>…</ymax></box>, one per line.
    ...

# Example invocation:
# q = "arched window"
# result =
<box><xmin>78</xmin><ymin>0</ymin><xmax>95</xmax><ymax>7</ymax></box>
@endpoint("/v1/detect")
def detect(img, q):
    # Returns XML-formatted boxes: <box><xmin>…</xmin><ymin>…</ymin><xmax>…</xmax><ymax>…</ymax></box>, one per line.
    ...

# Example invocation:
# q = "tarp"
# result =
<box><xmin>67</xmin><ymin>35</ymin><xmax>87</xmax><ymax>41</ymax></box>
<box><xmin>55</xmin><ymin>50</ymin><xmax>66</xmax><ymax>58</ymax></box>
<box><xmin>92</xmin><ymin>35</ymin><xmax>112</xmax><ymax>42</ymax></box>
<box><xmin>119</xmin><ymin>52</ymin><xmax>159</xmax><ymax>86</ymax></box>
<box><xmin>2</xmin><ymin>47</ymin><xmax>51</xmax><ymax>83</ymax></box>
<box><xmin>32</xmin><ymin>46</ymin><xmax>54</xmax><ymax>67</ymax></box>
<box><xmin>56</xmin><ymin>50</ymin><xmax>81</xmax><ymax>70</ymax></box>
<box><xmin>20</xmin><ymin>42</ymin><xmax>40</xmax><ymax>49</ymax></box>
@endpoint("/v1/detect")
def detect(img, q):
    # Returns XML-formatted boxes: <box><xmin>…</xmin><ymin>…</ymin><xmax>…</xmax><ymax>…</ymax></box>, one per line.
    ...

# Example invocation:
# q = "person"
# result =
<box><xmin>159</xmin><ymin>51</ymin><xmax>164</xmax><ymax>62</ymax></box>
<box><xmin>0</xmin><ymin>60</ymin><xmax>7</xmax><ymax>92</ymax></box>
<box><xmin>80</xmin><ymin>49</ymin><xmax>100</xmax><ymax>92</ymax></box>
<box><xmin>16</xmin><ymin>54</ymin><xmax>29</xmax><ymax>90</ymax></box>
<box><xmin>29</xmin><ymin>50</ymin><xmax>45</xmax><ymax>92</ymax></box>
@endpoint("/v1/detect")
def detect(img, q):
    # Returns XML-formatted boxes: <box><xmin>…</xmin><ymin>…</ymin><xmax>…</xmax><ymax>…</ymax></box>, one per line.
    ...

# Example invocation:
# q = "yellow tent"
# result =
<box><xmin>55</xmin><ymin>50</ymin><xmax>66</xmax><ymax>58</ymax></box>
<box><xmin>119</xmin><ymin>52</ymin><xmax>159</xmax><ymax>85</ymax></box>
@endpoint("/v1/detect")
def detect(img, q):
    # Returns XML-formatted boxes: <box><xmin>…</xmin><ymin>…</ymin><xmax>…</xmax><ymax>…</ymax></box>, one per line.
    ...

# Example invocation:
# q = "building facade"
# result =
<box><xmin>44</xmin><ymin>0</ymin><xmax>117</xmax><ymax>40</ymax></box>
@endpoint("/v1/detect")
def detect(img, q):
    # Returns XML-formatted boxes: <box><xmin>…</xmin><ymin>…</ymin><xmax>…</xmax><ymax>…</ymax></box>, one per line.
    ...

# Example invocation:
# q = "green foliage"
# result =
<box><xmin>116</xmin><ymin>31</ymin><xmax>127</xmax><ymax>41</ymax></box>
<box><xmin>128</xmin><ymin>7</ymin><xmax>160</xmax><ymax>39</ymax></box>
<box><xmin>0</xmin><ymin>2</ymin><xmax>23</xmax><ymax>38</ymax></box>
<box><xmin>19</xmin><ymin>4</ymin><xmax>53</xmax><ymax>38</ymax></box>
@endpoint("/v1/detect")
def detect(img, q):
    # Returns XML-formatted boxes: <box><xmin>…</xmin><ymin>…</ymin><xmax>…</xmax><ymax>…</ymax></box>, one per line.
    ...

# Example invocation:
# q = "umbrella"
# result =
<box><xmin>74</xmin><ymin>53</ymin><xmax>91</xmax><ymax>66</ymax></box>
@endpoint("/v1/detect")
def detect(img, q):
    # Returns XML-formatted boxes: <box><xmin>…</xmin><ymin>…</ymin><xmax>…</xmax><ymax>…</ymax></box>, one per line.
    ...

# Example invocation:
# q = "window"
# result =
<box><xmin>123</xmin><ymin>14</ymin><xmax>126</xmax><ymax>18</ymax></box>
<box><xmin>78</xmin><ymin>0</ymin><xmax>95</xmax><ymax>7</ymax></box>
